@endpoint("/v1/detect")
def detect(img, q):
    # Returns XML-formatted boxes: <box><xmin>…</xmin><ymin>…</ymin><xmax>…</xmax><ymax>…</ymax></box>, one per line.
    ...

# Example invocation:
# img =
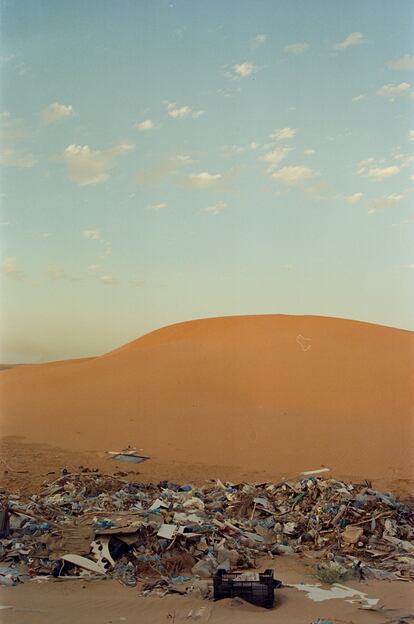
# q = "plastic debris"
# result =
<box><xmin>0</xmin><ymin>469</ymin><xmax>412</xmax><ymax>594</ymax></box>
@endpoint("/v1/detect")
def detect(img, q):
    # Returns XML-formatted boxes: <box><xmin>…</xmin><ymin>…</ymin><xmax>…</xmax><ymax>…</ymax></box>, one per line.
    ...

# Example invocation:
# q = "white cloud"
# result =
<box><xmin>0</xmin><ymin>256</ymin><xmax>26</xmax><ymax>281</ymax></box>
<box><xmin>387</xmin><ymin>54</ymin><xmax>414</xmax><ymax>70</ymax></box>
<box><xmin>368</xmin><ymin>193</ymin><xmax>404</xmax><ymax>214</ymax></box>
<box><xmin>86</xmin><ymin>264</ymin><xmax>117</xmax><ymax>285</ymax></box>
<box><xmin>352</xmin><ymin>94</ymin><xmax>366</xmax><ymax>102</ymax></box>
<box><xmin>134</xmin><ymin>119</ymin><xmax>154</xmax><ymax>131</ymax></box>
<box><xmin>0</xmin><ymin>147</ymin><xmax>37</xmax><ymax>168</ymax></box>
<box><xmin>401</xmin><ymin>263</ymin><xmax>414</xmax><ymax>269</ymax></box>
<box><xmin>251</xmin><ymin>34</ymin><xmax>267</xmax><ymax>47</ymax></box>
<box><xmin>271</xmin><ymin>127</ymin><xmax>297</xmax><ymax>141</ymax></box>
<box><xmin>377</xmin><ymin>82</ymin><xmax>411</xmax><ymax>100</ymax></box>
<box><xmin>335</xmin><ymin>32</ymin><xmax>365</xmax><ymax>50</ymax></box>
<box><xmin>346</xmin><ymin>192</ymin><xmax>363</xmax><ymax>204</ymax></box>
<box><xmin>271</xmin><ymin>165</ymin><xmax>316</xmax><ymax>184</ymax></box>
<box><xmin>250</xmin><ymin>142</ymin><xmax>259</xmax><ymax>150</ymax></box>
<box><xmin>408</xmin><ymin>130</ymin><xmax>414</xmax><ymax>142</ymax></box>
<box><xmin>221</xmin><ymin>144</ymin><xmax>246</xmax><ymax>158</ymax></box>
<box><xmin>99</xmin><ymin>241</ymin><xmax>112</xmax><ymax>259</ymax></box>
<box><xmin>261</xmin><ymin>147</ymin><xmax>292</xmax><ymax>169</ymax></box>
<box><xmin>165</xmin><ymin>101</ymin><xmax>204</xmax><ymax>119</ymax></box>
<box><xmin>41</xmin><ymin>102</ymin><xmax>75</xmax><ymax>123</ymax></box>
<box><xmin>176</xmin><ymin>154</ymin><xmax>196</xmax><ymax>164</ymax></box>
<box><xmin>82</xmin><ymin>229</ymin><xmax>101</xmax><ymax>240</ymax></box>
<box><xmin>203</xmin><ymin>200</ymin><xmax>227</xmax><ymax>215</ymax></box>
<box><xmin>99</xmin><ymin>274</ymin><xmax>118</xmax><ymax>286</ymax></box>
<box><xmin>303</xmin><ymin>148</ymin><xmax>315</xmax><ymax>156</ymax></box>
<box><xmin>226</xmin><ymin>62</ymin><xmax>256</xmax><ymax>80</ymax></box>
<box><xmin>186</xmin><ymin>172</ymin><xmax>223</xmax><ymax>189</ymax></box>
<box><xmin>366</xmin><ymin>165</ymin><xmax>400</xmax><ymax>180</ymax></box>
<box><xmin>46</xmin><ymin>265</ymin><xmax>80</xmax><ymax>281</ymax></box>
<box><xmin>149</xmin><ymin>203</ymin><xmax>168</xmax><ymax>210</ymax></box>
<box><xmin>393</xmin><ymin>151</ymin><xmax>414</xmax><ymax>168</ymax></box>
<box><xmin>63</xmin><ymin>142</ymin><xmax>134</xmax><ymax>185</ymax></box>
<box><xmin>284</xmin><ymin>42</ymin><xmax>309</xmax><ymax>55</ymax></box>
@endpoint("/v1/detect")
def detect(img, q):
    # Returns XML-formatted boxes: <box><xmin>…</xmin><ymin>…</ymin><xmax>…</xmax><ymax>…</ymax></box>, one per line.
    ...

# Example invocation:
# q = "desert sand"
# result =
<box><xmin>1</xmin><ymin>314</ymin><xmax>414</xmax><ymax>623</ymax></box>
<box><xmin>1</xmin><ymin>554</ymin><xmax>414</xmax><ymax>624</ymax></box>
<box><xmin>0</xmin><ymin>314</ymin><xmax>413</xmax><ymax>493</ymax></box>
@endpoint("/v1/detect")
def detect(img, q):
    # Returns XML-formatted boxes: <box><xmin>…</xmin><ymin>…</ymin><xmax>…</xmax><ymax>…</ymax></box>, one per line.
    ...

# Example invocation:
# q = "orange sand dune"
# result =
<box><xmin>0</xmin><ymin>315</ymin><xmax>413</xmax><ymax>487</ymax></box>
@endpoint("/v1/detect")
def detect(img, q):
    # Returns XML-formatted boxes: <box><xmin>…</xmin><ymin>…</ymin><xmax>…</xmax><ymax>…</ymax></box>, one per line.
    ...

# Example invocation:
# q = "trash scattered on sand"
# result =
<box><xmin>0</xmin><ymin>469</ymin><xmax>413</xmax><ymax>605</ymax></box>
<box><xmin>108</xmin><ymin>448</ymin><xmax>149</xmax><ymax>463</ymax></box>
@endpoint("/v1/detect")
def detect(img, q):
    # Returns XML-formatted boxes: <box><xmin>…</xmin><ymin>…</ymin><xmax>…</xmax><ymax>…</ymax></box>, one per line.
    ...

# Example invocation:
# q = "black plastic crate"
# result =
<box><xmin>213</xmin><ymin>568</ymin><xmax>281</xmax><ymax>609</ymax></box>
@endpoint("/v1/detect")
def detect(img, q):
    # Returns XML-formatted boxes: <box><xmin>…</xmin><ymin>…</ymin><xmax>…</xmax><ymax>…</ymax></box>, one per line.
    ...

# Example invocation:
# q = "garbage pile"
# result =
<box><xmin>1</xmin><ymin>470</ymin><xmax>413</xmax><ymax>590</ymax></box>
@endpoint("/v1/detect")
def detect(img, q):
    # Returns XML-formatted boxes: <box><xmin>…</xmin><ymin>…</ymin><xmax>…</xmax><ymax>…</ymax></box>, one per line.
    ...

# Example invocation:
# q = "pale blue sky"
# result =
<box><xmin>1</xmin><ymin>0</ymin><xmax>413</xmax><ymax>362</ymax></box>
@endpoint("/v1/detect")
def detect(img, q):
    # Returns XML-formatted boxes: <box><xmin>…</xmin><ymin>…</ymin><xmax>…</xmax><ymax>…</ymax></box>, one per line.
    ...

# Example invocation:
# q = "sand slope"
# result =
<box><xmin>0</xmin><ymin>315</ymin><xmax>413</xmax><ymax>485</ymax></box>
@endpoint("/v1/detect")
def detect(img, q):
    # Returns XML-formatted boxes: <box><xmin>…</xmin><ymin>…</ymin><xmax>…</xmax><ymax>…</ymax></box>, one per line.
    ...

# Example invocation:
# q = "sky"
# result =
<box><xmin>0</xmin><ymin>0</ymin><xmax>413</xmax><ymax>363</ymax></box>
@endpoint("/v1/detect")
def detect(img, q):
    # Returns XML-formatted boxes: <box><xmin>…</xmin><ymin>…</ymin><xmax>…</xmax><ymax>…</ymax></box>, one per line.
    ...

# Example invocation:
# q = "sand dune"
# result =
<box><xmin>0</xmin><ymin>315</ymin><xmax>413</xmax><ymax>487</ymax></box>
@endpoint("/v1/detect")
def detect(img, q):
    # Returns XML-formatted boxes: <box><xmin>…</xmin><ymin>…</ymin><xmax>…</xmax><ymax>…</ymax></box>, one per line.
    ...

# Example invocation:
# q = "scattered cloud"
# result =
<box><xmin>352</xmin><ymin>94</ymin><xmax>366</xmax><ymax>102</ymax></box>
<box><xmin>376</xmin><ymin>82</ymin><xmax>411</xmax><ymax>100</ymax></box>
<box><xmin>134</xmin><ymin>119</ymin><xmax>154</xmax><ymax>131</ymax></box>
<box><xmin>185</xmin><ymin>172</ymin><xmax>223</xmax><ymax>189</ymax></box>
<box><xmin>0</xmin><ymin>111</ymin><xmax>29</xmax><ymax>141</ymax></box>
<box><xmin>41</xmin><ymin>102</ymin><xmax>75</xmax><ymax>123</ymax></box>
<box><xmin>137</xmin><ymin>154</ymin><xmax>197</xmax><ymax>186</ymax></box>
<box><xmin>408</xmin><ymin>130</ymin><xmax>414</xmax><ymax>142</ymax></box>
<box><xmin>81</xmin><ymin>230</ymin><xmax>111</xmax><ymax>258</ymax></box>
<box><xmin>284</xmin><ymin>42</ymin><xmax>310</xmax><ymax>55</ymax></box>
<box><xmin>0</xmin><ymin>54</ymin><xmax>28</xmax><ymax>76</ymax></box>
<box><xmin>251</xmin><ymin>34</ymin><xmax>267</xmax><ymax>48</ymax></box>
<box><xmin>82</xmin><ymin>229</ymin><xmax>101</xmax><ymax>240</ymax></box>
<box><xmin>176</xmin><ymin>154</ymin><xmax>196</xmax><ymax>165</ymax></box>
<box><xmin>346</xmin><ymin>192</ymin><xmax>363</xmax><ymax>204</ymax></box>
<box><xmin>164</xmin><ymin>101</ymin><xmax>204</xmax><ymax>119</ymax></box>
<box><xmin>393</xmin><ymin>150</ymin><xmax>414</xmax><ymax>168</ymax></box>
<box><xmin>217</xmin><ymin>86</ymin><xmax>242</xmax><ymax>98</ymax></box>
<box><xmin>303</xmin><ymin>148</ymin><xmax>315</xmax><ymax>156</ymax></box>
<box><xmin>202</xmin><ymin>200</ymin><xmax>227</xmax><ymax>215</ymax></box>
<box><xmin>401</xmin><ymin>263</ymin><xmax>414</xmax><ymax>269</ymax></box>
<box><xmin>335</xmin><ymin>32</ymin><xmax>365</xmax><ymax>50</ymax></box>
<box><xmin>225</xmin><ymin>62</ymin><xmax>256</xmax><ymax>80</ymax></box>
<box><xmin>46</xmin><ymin>265</ymin><xmax>80</xmax><ymax>281</ymax></box>
<box><xmin>63</xmin><ymin>142</ymin><xmax>134</xmax><ymax>185</ymax></box>
<box><xmin>368</xmin><ymin>193</ymin><xmax>404</xmax><ymax>214</ymax></box>
<box><xmin>271</xmin><ymin>165</ymin><xmax>316</xmax><ymax>184</ymax></box>
<box><xmin>87</xmin><ymin>264</ymin><xmax>118</xmax><ymax>285</ymax></box>
<box><xmin>0</xmin><ymin>112</ymin><xmax>36</xmax><ymax>168</ymax></box>
<box><xmin>149</xmin><ymin>202</ymin><xmax>168</xmax><ymax>210</ymax></box>
<box><xmin>366</xmin><ymin>165</ymin><xmax>401</xmax><ymax>180</ymax></box>
<box><xmin>0</xmin><ymin>256</ymin><xmax>26</xmax><ymax>281</ymax></box>
<box><xmin>221</xmin><ymin>144</ymin><xmax>246</xmax><ymax>158</ymax></box>
<box><xmin>250</xmin><ymin>142</ymin><xmax>259</xmax><ymax>150</ymax></box>
<box><xmin>261</xmin><ymin>147</ymin><xmax>292</xmax><ymax>170</ymax></box>
<box><xmin>99</xmin><ymin>274</ymin><xmax>118</xmax><ymax>286</ymax></box>
<box><xmin>99</xmin><ymin>241</ymin><xmax>112</xmax><ymax>259</ymax></box>
<box><xmin>0</xmin><ymin>147</ymin><xmax>37</xmax><ymax>168</ymax></box>
<box><xmin>387</xmin><ymin>54</ymin><xmax>414</xmax><ymax>70</ymax></box>
<box><xmin>271</xmin><ymin>127</ymin><xmax>297</xmax><ymax>141</ymax></box>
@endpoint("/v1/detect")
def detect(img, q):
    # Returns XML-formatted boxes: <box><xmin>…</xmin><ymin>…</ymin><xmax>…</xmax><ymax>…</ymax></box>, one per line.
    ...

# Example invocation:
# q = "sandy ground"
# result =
<box><xmin>0</xmin><ymin>315</ymin><xmax>413</xmax><ymax>622</ymax></box>
<box><xmin>0</xmin><ymin>315</ymin><xmax>413</xmax><ymax>494</ymax></box>
<box><xmin>1</xmin><ymin>556</ymin><xmax>413</xmax><ymax>624</ymax></box>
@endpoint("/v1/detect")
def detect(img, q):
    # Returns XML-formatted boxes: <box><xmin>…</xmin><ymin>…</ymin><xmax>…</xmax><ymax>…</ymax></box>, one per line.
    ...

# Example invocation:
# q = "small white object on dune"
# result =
<box><xmin>301</xmin><ymin>468</ymin><xmax>330</xmax><ymax>476</ymax></box>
